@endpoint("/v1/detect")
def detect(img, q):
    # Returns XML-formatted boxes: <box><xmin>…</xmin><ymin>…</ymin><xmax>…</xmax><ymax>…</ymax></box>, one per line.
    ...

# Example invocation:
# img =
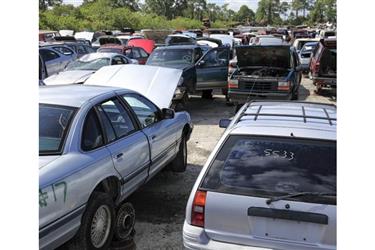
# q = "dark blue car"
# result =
<box><xmin>146</xmin><ymin>45</ymin><xmax>230</xmax><ymax>99</ymax></box>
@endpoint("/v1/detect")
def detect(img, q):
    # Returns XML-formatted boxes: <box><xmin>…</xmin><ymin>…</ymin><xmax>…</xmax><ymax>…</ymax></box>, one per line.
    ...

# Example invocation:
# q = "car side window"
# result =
<box><xmin>202</xmin><ymin>49</ymin><xmax>228</xmax><ymax>67</ymax></box>
<box><xmin>139</xmin><ymin>48</ymin><xmax>148</xmax><ymax>58</ymax></box>
<box><xmin>124</xmin><ymin>49</ymin><xmax>132</xmax><ymax>57</ymax></box>
<box><xmin>122</xmin><ymin>94</ymin><xmax>160</xmax><ymax>128</ymax></box>
<box><xmin>40</xmin><ymin>49</ymin><xmax>60</xmax><ymax>61</ymax></box>
<box><xmin>132</xmin><ymin>49</ymin><xmax>141</xmax><ymax>59</ymax></box>
<box><xmin>81</xmin><ymin>108</ymin><xmax>104</xmax><ymax>151</ymax></box>
<box><xmin>52</xmin><ymin>46</ymin><xmax>74</xmax><ymax>56</ymax></box>
<box><xmin>112</xmin><ymin>56</ymin><xmax>126</xmax><ymax>65</ymax></box>
<box><xmin>99</xmin><ymin>99</ymin><xmax>136</xmax><ymax>138</ymax></box>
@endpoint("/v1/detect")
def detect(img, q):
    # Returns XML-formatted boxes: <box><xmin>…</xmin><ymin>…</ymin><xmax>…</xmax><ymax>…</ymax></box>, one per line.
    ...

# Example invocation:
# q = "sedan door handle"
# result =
<box><xmin>114</xmin><ymin>153</ymin><xmax>123</xmax><ymax>159</ymax></box>
<box><xmin>151</xmin><ymin>135</ymin><xmax>157</xmax><ymax>140</ymax></box>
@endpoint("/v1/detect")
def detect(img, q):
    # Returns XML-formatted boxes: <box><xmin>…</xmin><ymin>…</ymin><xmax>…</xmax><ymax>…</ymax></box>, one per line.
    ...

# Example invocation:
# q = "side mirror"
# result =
<box><xmin>162</xmin><ymin>108</ymin><xmax>175</xmax><ymax>119</ymax></box>
<box><xmin>219</xmin><ymin>118</ymin><xmax>231</xmax><ymax>128</ymax></box>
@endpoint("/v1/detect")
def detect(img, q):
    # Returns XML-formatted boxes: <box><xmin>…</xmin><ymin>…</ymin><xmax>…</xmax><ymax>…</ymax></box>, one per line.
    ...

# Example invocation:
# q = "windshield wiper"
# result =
<box><xmin>266</xmin><ymin>192</ymin><xmax>336</xmax><ymax>205</ymax></box>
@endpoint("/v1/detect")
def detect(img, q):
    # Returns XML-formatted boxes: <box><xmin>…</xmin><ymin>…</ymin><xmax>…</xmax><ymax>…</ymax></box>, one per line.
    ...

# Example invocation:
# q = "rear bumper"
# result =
<box><xmin>183</xmin><ymin>221</ymin><xmax>269</xmax><ymax>250</ymax></box>
<box><xmin>228</xmin><ymin>90</ymin><xmax>291</xmax><ymax>104</ymax></box>
<box><xmin>183</xmin><ymin>221</ymin><xmax>336</xmax><ymax>250</ymax></box>
<box><xmin>312</xmin><ymin>76</ymin><xmax>336</xmax><ymax>87</ymax></box>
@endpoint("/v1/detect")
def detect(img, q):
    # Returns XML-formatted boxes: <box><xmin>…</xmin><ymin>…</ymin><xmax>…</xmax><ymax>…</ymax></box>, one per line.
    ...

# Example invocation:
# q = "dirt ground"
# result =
<box><xmin>121</xmin><ymin>77</ymin><xmax>336</xmax><ymax>250</ymax></box>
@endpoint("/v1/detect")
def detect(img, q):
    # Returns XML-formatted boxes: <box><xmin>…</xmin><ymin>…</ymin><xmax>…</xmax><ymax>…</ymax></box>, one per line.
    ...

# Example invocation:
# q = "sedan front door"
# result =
<box><xmin>121</xmin><ymin>93</ymin><xmax>179</xmax><ymax>179</ymax></box>
<box><xmin>195</xmin><ymin>47</ymin><xmax>230</xmax><ymax>90</ymax></box>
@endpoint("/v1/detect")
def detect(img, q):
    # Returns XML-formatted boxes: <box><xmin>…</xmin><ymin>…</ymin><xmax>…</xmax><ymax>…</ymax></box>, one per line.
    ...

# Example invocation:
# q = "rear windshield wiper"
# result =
<box><xmin>266</xmin><ymin>192</ymin><xmax>336</xmax><ymax>205</ymax></box>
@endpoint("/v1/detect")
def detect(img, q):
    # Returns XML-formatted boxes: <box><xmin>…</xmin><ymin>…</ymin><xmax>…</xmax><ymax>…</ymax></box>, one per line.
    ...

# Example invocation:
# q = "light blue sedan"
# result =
<box><xmin>39</xmin><ymin>84</ymin><xmax>193</xmax><ymax>249</ymax></box>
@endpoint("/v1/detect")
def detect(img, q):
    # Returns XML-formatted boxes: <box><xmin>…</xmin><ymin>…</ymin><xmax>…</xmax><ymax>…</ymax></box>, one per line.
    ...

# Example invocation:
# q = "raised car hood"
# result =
<box><xmin>85</xmin><ymin>65</ymin><xmax>183</xmax><ymax>109</ymax></box>
<box><xmin>44</xmin><ymin>70</ymin><xmax>95</xmax><ymax>85</ymax></box>
<box><xmin>236</xmin><ymin>46</ymin><xmax>291</xmax><ymax>69</ymax></box>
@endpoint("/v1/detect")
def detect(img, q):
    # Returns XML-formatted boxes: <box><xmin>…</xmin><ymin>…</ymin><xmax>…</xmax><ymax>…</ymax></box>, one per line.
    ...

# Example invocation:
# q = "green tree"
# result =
<box><xmin>255</xmin><ymin>0</ymin><xmax>282</xmax><ymax>25</ymax></box>
<box><xmin>39</xmin><ymin>0</ymin><xmax>62</xmax><ymax>11</ymax></box>
<box><xmin>309</xmin><ymin>0</ymin><xmax>336</xmax><ymax>23</ymax></box>
<box><xmin>144</xmin><ymin>0</ymin><xmax>187</xmax><ymax>20</ymax></box>
<box><xmin>235</xmin><ymin>5</ymin><xmax>255</xmax><ymax>23</ymax></box>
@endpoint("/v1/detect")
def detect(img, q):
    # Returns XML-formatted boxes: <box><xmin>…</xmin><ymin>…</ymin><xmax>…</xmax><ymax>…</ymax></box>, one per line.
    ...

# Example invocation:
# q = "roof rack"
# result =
<box><xmin>235</xmin><ymin>101</ymin><xmax>336</xmax><ymax>126</ymax></box>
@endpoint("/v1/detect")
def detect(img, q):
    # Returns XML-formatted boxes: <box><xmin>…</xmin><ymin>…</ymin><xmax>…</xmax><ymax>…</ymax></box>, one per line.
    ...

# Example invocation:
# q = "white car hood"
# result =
<box><xmin>44</xmin><ymin>70</ymin><xmax>95</xmax><ymax>85</ymax></box>
<box><xmin>85</xmin><ymin>65</ymin><xmax>183</xmax><ymax>109</ymax></box>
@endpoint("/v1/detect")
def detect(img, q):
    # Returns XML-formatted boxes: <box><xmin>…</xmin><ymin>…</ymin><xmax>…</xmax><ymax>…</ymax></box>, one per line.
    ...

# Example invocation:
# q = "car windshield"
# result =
<box><xmin>65</xmin><ymin>57</ymin><xmax>110</xmax><ymax>71</ymax></box>
<box><xmin>201</xmin><ymin>135</ymin><xmax>336</xmax><ymax>204</ymax></box>
<box><xmin>39</xmin><ymin>104</ymin><xmax>76</xmax><ymax>154</ymax></box>
<box><xmin>147</xmin><ymin>49</ymin><xmax>194</xmax><ymax>66</ymax></box>
<box><xmin>301</xmin><ymin>43</ymin><xmax>318</xmax><ymax>53</ymax></box>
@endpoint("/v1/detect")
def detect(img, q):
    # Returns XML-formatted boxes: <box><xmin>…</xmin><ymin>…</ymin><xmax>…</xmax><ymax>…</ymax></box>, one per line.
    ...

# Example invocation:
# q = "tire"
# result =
<box><xmin>170</xmin><ymin>135</ymin><xmax>187</xmax><ymax>172</ymax></box>
<box><xmin>68</xmin><ymin>192</ymin><xmax>115</xmax><ymax>250</ymax></box>
<box><xmin>201</xmin><ymin>89</ymin><xmax>213</xmax><ymax>99</ymax></box>
<box><xmin>113</xmin><ymin>202</ymin><xmax>135</xmax><ymax>242</ymax></box>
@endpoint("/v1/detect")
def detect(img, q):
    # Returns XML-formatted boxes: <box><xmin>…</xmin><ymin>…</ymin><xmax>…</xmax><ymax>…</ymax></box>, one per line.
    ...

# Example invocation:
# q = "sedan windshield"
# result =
<box><xmin>201</xmin><ymin>135</ymin><xmax>336</xmax><ymax>204</ymax></box>
<box><xmin>147</xmin><ymin>49</ymin><xmax>194</xmax><ymax>66</ymax></box>
<box><xmin>39</xmin><ymin>104</ymin><xmax>76</xmax><ymax>154</ymax></box>
<box><xmin>65</xmin><ymin>57</ymin><xmax>110</xmax><ymax>71</ymax></box>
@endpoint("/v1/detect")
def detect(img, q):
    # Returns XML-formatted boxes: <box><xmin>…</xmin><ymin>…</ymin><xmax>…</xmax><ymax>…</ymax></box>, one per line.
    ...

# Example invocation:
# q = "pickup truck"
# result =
<box><xmin>146</xmin><ymin>45</ymin><xmax>230</xmax><ymax>99</ymax></box>
<box><xmin>228</xmin><ymin>45</ymin><xmax>303</xmax><ymax>105</ymax></box>
<box><xmin>310</xmin><ymin>38</ymin><xmax>337</xmax><ymax>94</ymax></box>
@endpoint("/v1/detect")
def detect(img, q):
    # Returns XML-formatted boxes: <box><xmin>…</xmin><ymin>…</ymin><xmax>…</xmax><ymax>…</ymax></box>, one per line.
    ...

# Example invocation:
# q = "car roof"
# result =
<box><xmin>39</xmin><ymin>85</ymin><xmax>134</xmax><ymax>108</ymax></box>
<box><xmin>228</xmin><ymin>101</ymin><xmax>336</xmax><ymax>141</ymax></box>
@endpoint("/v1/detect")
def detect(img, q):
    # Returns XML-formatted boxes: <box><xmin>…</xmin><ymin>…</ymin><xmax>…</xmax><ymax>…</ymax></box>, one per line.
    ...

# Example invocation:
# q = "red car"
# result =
<box><xmin>127</xmin><ymin>39</ymin><xmax>155</xmax><ymax>54</ymax></box>
<box><xmin>97</xmin><ymin>44</ymin><xmax>149</xmax><ymax>64</ymax></box>
<box><xmin>309</xmin><ymin>38</ymin><xmax>337</xmax><ymax>94</ymax></box>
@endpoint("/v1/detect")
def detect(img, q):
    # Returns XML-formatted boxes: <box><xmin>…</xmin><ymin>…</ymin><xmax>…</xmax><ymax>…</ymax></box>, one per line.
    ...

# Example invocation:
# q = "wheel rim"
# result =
<box><xmin>116</xmin><ymin>204</ymin><xmax>135</xmax><ymax>239</ymax></box>
<box><xmin>90</xmin><ymin>205</ymin><xmax>112</xmax><ymax>248</ymax></box>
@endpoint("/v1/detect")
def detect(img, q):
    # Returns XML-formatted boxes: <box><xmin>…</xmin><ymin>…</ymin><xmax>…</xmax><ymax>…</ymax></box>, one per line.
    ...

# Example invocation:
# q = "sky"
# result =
<box><xmin>63</xmin><ymin>0</ymin><xmax>262</xmax><ymax>12</ymax></box>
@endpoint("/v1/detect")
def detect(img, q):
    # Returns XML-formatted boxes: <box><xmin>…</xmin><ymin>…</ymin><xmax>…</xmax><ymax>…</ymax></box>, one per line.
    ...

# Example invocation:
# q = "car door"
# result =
<box><xmin>195</xmin><ymin>47</ymin><xmax>230</xmax><ymax>90</ymax></box>
<box><xmin>95</xmin><ymin>98</ymin><xmax>150</xmax><ymax>194</ymax></box>
<box><xmin>39</xmin><ymin>48</ymin><xmax>61</xmax><ymax>76</ymax></box>
<box><xmin>121</xmin><ymin>93</ymin><xmax>179</xmax><ymax>179</ymax></box>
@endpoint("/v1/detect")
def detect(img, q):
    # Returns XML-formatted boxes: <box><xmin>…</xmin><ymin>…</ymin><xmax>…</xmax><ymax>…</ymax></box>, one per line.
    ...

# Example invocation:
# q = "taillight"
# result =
<box><xmin>228</xmin><ymin>79</ymin><xmax>238</xmax><ymax>89</ymax></box>
<box><xmin>277</xmin><ymin>81</ymin><xmax>290</xmax><ymax>91</ymax></box>
<box><xmin>191</xmin><ymin>190</ymin><xmax>206</xmax><ymax>227</ymax></box>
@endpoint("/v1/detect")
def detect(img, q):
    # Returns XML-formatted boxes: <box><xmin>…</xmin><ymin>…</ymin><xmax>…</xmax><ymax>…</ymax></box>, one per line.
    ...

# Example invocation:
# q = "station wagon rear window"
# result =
<box><xmin>39</xmin><ymin>104</ymin><xmax>76</xmax><ymax>155</ymax></box>
<box><xmin>201</xmin><ymin>135</ymin><xmax>336</xmax><ymax>204</ymax></box>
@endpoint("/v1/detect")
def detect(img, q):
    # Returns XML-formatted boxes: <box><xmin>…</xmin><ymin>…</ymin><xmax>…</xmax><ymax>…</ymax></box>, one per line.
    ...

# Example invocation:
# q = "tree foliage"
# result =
<box><xmin>39</xmin><ymin>0</ymin><xmax>337</xmax><ymax>31</ymax></box>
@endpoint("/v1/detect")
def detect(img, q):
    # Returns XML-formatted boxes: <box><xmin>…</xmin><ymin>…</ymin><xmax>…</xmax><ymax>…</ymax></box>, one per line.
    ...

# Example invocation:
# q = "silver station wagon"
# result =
<box><xmin>39</xmin><ymin>84</ymin><xmax>192</xmax><ymax>250</ymax></box>
<box><xmin>183</xmin><ymin>101</ymin><xmax>336</xmax><ymax>250</ymax></box>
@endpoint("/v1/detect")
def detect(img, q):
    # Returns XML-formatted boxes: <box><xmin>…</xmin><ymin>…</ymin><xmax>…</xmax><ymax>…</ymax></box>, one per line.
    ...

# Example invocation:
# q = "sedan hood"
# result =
<box><xmin>39</xmin><ymin>155</ymin><xmax>60</xmax><ymax>169</ymax></box>
<box><xmin>85</xmin><ymin>65</ymin><xmax>183</xmax><ymax>109</ymax></box>
<box><xmin>44</xmin><ymin>70</ymin><xmax>95</xmax><ymax>85</ymax></box>
<box><xmin>236</xmin><ymin>46</ymin><xmax>291</xmax><ymax>69</ymax></box>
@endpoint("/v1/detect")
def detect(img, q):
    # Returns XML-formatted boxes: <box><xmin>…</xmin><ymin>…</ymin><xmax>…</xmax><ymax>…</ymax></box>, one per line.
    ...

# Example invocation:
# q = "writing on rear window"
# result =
<box><xmin>264</xmin><ymin>149</ymin><xmax>294</xmax><ymax>161</ymax></box>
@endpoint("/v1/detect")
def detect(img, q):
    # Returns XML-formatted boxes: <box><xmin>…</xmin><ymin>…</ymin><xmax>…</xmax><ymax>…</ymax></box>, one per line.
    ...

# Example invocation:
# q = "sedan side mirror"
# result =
<box><xmin>219</xmin><ymin>118</ymin><xmax>231</xmax><ymax>128</ymax></box>
<box><xmin>162</xmin><ymin>108</ymin><xmax>175</xmax><ymax>119</ymax></box>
